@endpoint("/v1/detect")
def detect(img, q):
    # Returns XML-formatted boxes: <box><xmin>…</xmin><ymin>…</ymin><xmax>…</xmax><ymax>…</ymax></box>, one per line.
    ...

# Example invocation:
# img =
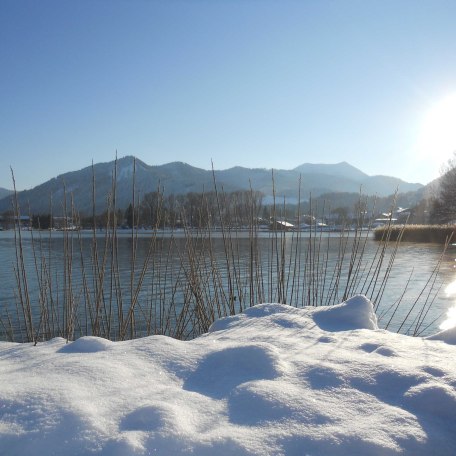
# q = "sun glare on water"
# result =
<box><xmin>418</xmin><ymin>92</ymin><xmax>456</xmax><ymax>166</ymax></box>
<box><xmin>440</xmin><ymin>280</ymin><xmax>456</xmax><ymax>331</ymax></box>
<box><xmin>439</xmin><ymin>306</ymin><xmax>456</xmax><ymax>331</ymax></box>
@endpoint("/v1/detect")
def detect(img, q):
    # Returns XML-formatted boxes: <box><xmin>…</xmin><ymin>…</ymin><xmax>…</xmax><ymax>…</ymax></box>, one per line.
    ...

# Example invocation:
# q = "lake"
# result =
<box><xmin>1</xmin><ymin>228</ymin><xmax>455</xmax><ymax>341</ymax></box>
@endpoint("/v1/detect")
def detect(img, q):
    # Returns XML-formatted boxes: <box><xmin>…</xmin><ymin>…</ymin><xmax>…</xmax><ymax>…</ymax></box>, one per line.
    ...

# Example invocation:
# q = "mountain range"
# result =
<box><xmin>0</xmin><ymin>187</ymin><xmax>13</xmax><ymax>201</ymax></box>
<box><xmin>0</xmin><ymin>156</ymin><xmax>424</xmax><ymax>215</ymax></box>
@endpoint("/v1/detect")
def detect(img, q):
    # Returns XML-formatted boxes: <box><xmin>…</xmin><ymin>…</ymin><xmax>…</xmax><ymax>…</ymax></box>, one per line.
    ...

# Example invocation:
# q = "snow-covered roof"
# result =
<box><xmin>272</xmin><ymin>220</ymin><xmax>294</xmax><ymax>227</ymax></box>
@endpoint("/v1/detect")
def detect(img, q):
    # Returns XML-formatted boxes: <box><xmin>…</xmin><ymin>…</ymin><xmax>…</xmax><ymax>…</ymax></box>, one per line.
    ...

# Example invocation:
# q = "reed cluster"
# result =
<box><xmin>0</xmin><ymin>160</ymin><xmax>447</xmax><ymax>343</ymax></box>
<box><xmin>374</xmin><ymin>224</ymin><xmax>456</xmax><ymax>243</ymax></box>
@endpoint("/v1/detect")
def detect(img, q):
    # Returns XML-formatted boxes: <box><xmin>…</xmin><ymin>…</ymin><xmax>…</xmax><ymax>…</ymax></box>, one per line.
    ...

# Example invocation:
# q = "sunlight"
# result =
<box><xmin>418</xmin><ymin>92</ymin><xmax>456</xmax><ymax>165</ymax></box>
<box><xmin>440</xmin><ymin>306</ymin><xmax>456</xmax><ymax>331</ymax></box>
<box><xmin>445</xmin><ymin>279</ymin><xmax>456</xmax><ymax>297</ymax></box>
<box><xmin>440</xmin><ymin>279</ymin><xmax>456</xmax><ymax>330</ymax></box>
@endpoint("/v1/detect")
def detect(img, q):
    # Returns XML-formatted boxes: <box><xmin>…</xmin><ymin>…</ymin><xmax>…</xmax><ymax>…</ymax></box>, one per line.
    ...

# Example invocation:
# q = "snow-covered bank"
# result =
<box><xmin>1</xmin><ymin>296</ymin><xmax>455</xmax><ymax>455</ymax></box>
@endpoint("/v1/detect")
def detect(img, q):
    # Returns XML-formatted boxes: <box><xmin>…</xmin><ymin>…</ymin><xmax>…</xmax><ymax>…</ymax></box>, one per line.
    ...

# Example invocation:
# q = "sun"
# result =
<box><xmin>418</xmin><ymin>92</ymin><xmax>456</xmax><ymax>166</ymax></box>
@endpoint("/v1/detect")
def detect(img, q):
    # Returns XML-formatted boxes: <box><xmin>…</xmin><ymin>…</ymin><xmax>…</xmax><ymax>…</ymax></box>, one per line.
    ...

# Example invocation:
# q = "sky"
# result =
<box><xmin>1</xmin><ymin>297</ymin><xmax>456</xmax><ymax>454</ymax></box>
<box><xmin>2</xmin><ymin>0</ymin><xmax>456</xmax><ymax>191</ymax></box>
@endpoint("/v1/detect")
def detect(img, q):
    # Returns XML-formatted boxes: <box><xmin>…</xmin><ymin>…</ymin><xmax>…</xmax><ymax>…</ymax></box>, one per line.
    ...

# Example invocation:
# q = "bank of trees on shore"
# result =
<box><xmin>0</xmin><ymin>187</ymin><xmax>432</xmax><ymax>231</ymax></box>
<box><xmin>42</xmin><ymin>189</ymin><xmax>265</xmax><ymax>230</ymax></box>
<box><xmin>430</xmin><ymin>153</ymin><xmax>456</xmax><ymax>224</ymax></box>
<box><xmin>135</xmin><ymin>189</ymin><xmax>264</xmax><ymax>229</ymax></box>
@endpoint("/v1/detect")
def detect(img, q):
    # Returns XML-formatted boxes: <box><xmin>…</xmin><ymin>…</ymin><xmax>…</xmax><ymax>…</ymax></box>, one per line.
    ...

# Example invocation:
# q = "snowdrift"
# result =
<box><xmin>1</xmin><ymin>295</ymin><xmax>455</xmax><ymax>455</ymax></box>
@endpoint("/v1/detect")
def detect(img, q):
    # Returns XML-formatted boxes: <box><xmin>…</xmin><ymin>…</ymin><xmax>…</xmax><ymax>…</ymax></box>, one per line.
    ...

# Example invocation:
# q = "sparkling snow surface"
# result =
<box><xmin>1</xmin><ymin>296</ymin><xmax>456</xmax><ymax>455</ymax></box>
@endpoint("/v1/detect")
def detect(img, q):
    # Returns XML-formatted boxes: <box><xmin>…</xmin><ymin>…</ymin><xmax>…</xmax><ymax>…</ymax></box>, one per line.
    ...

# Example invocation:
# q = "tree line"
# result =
<box><xmin>81</xmin><ymin>189</ymin><xmax>265</xmax><ymax>229</ymax></box>
<box><xmin>429</xmin><ymin>153</ymin><xmax>456</xmax><ymax>224</ymax></box>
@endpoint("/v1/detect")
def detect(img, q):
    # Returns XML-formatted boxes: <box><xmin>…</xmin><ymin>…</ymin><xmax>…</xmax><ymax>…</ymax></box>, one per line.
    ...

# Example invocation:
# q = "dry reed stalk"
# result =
<box><xmin>10</xmin><ymin>168</ymin><xmax>33</xmax><ymax>341</ymax></box>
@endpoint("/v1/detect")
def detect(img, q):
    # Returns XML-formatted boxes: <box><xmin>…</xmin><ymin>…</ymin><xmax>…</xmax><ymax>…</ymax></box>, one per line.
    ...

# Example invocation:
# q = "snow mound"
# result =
<box><xmin>58</xmin><ymin>336</ymin><xmax>114</xmax><ymax>353</ymax></box>
<box><xmin>312</xmin><ymin>294</ymin><xmax>379</xmax><ymax>331</ymax></box>
<box><xmin>404</xmin><ymin>382</ymin><xmax>456</xmax><ymax>420</ymax></box>
<box><xmin>1</xmin><ymin>296</ymin><xmax>455</xmax><ymax>455</ymax></box>
<box><xmin>426</xmin><ymin>326</ymin><xmax>456</xmax><ymax>345</ymax></box>
<box><xmin>208</xmin><ymin>303</ymin><xmax>297</xmax><ymax>333</ymax></box>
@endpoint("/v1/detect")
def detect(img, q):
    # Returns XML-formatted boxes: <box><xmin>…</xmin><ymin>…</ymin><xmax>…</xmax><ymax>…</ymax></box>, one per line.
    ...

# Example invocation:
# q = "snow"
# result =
<box><xmin>1</xmin><ymin>295</ymin><xmax>455</xmax><ymax>455</ymax></box>
<box><xmin>426</xmin><ymin>326</ymin><xmax>456</xmax><ymax>345</ymax></box>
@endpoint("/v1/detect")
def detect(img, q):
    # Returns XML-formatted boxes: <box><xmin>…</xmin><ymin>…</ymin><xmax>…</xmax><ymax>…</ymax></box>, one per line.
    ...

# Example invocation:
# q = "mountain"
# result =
<box><xmin>0</xmin><ymin>157</ymin><xmax>424</xmax><ymax>215</ymax></box>
<box><xmin>293</xmin><ymin>161</ymin><xmax>369</xmax><ymax>181</ymax></box>
<box><xmin>0</xmin><ymin>187</ymin><xmax>13</xmax><ymax>201</ymax></box>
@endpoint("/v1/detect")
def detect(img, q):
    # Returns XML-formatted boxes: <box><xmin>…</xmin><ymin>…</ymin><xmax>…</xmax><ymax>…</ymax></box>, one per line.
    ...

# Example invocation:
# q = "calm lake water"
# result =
<box><xmin>1</xmin><ymin>229</ymin><xmax>455</xmax><ymax>341</ymax></box>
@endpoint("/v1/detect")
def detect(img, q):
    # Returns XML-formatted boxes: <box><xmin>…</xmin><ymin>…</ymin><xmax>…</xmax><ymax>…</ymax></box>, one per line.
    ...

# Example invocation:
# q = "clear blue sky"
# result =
<box><xmin>2</xmin><ymin>0</ymin><xmax>456</xmax><ymax>191</ymax></box>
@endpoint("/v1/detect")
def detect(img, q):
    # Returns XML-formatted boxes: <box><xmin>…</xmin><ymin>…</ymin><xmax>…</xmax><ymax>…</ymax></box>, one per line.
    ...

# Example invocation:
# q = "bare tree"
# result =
<box><xmin>431</xmin><ymin>153</ymin><xmax>456</xmax><ymax>223</ymax></box>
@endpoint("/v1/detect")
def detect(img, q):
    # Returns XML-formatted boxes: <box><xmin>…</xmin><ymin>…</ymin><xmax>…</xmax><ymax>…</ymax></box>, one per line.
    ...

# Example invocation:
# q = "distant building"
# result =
<box><xmin>373</xmin><ymin>218</ymin><xmax>397</xmax><ymax>227</ymax></box>
<box><xmin>52</xmin><ymin>217</ymin><xmax>79</xmax><ymax>230</ymax></box>
<box><xmin>269</xmin><ymin>220</ymin><xmax>294</xmax><ymax>231</ymax></box>
<box><xmin>373</xmin><ymin>207</ymin><xmax>410</xmax><ymax>227</ymax></box>
<box><xmin>395</xmin><ymin>207</ymin><xmax>411</xmax><ymax>223</ymax></box>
